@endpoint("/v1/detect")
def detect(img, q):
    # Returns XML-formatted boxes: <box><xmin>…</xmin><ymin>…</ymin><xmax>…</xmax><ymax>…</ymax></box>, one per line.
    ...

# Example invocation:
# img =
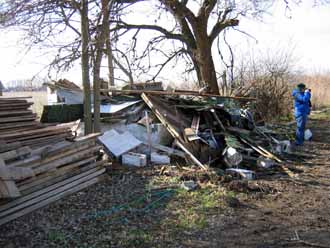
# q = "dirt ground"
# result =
<box><xmin>0</xmin><ymin>116</ymin><xmax>330</xmax><ymax>248</ymax></box>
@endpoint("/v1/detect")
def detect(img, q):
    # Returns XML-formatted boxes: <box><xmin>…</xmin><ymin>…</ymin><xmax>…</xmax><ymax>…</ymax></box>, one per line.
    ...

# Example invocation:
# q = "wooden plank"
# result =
<box><xmin>7</xmin><ymin>155</ymin><xmax>41</xmax><ymax>168</ymax></box>
<box><xmin>0</xmin><ymin>160</ymin><xmax>21</xmax><ymax>198</ymax></box>
<box><xmin>33</xmin><ymin>134</ymin><xmax>99</xmax><ymax>159</ymax></box>
<box><xmin>0</xmin><ymin>114</ymin><xmax>37</xmax><ymax>123</ymax></box>
<box><xmin>0</xmin><ymin>167</ymin><xmax>105</xmax><ymax>216</ymax></box>
<box><xmin>191</xmin><ymin>114</ymin><xmax>200</xmax><ymax>133</ymax></box>
<box><xmin>0</xmin><ymin>122</ymin><xmax>39</xmax><ymax>130</ymax></box>
<box><xmin>7</xmin><ymin>167</ymin><xmax>35</xmax><ymax>181</ymax></box>
<box><xmin>0</xmin><ymin>96</ymin><xmax>32</xmax><ymax>100</ymax></box>
<box><xmin>18</xmin><ymin>156</ymin><xmax>99</xmax><ymax>190</ymax></box>
<box><xmin>0</xmin><ymin>146</ymin><xmax>31</xmax><ymax>162</ymax></box>
<box><xmin>0</xmin><ymin>102</ymin><xmax>33</xmax><ymax>108</ymax></box>
<box><xmin>0</xmin><ymin>142</ymin><xmax>21</xmax><ymax>153</ymax></box>
<box><xmin>227</xmin><ymin>126</ymin><xmax>251</xmax><ymax>136</ymax></box>
<box><xmin>142</xmin><ymin>93</ymin><xmax>207</xmax><ymax>170</ymax></box>
<box><xmin>28</xmin><ymin>140</ymin><xmax>95</xmax><ymax>169</ymax></box>
<box><xmin>75</xmin><ymin>133</ymin><xmax>101</xmax><ymax>142</ymax></box>
<box><xmin>0</xmin><ymin>126</ymin><xmax>41</xmax><ymax>135</ymax></box>
<box><xmin>3</xmin><ymin>130</ymin><xmax>71</xmax><ymax>143</ymax></box>
<box><xmin>184</xmin><ymin>128</ymin><xmax>200</xmax><ymax>142</ymax></box>
<box><xmin>19</xmin><ymin>134</ymin><xmax>70</xmax><ymax>147</ymax></box>
<box><xmin>142</xmin><ymin>141</ymin><xmax>185</xmax><ymax>158</ymax></box>
<box><xmin>0</xmin><ymin>174</ymin><xmax>103</xmax><ymax>226</ymax></box>
<box><xmin>0</xmin><ymin>167</ymin><xmax>34</xmax><ymax>181</ymax></box>
<box><xmin>19</xmin><ymin>159</ymin><xmax>103</xmax><ymax>195</ymax></box>
<box><xmin>0</xmin><ymin>110</ymin><xmax>33</xmax><ymax>117</ymax></box>
<box><xmin>0</xmin><ymin>125</ymin><xmax>72</xmax><ymax>140</ymax></box>
<box><xmin>141</xmin><ymin>93</ymin><xmax>184</xmax><ymax>143</ymax></box>
<box><xmin>103</xmin><ymin>89</ymin><xmax>256</xmax><ymax>101</ymax></box>
<box><xmin>33</xmin><ymin>145</ymin><xmax>102</xmax><ymax>175</ymax></box>
<box><xmin>210</xmin><ymin>109</ymin><xmax>226</xmax><ymax>130</ymax></box>
<box><xmin>174</xmin><ymin>141</ymin><xmax>208</xmax><ymax>170</ymax></box>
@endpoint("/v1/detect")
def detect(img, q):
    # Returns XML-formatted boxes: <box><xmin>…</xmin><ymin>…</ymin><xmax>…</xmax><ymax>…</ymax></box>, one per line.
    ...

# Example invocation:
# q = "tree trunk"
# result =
<box><xmin>81</xmin><ymin>0</ymin><xmax>92</xmax><ymax>135</ymax></box>
<box><xmin>93</xmin><ymin>52</ymin><xmax>102</xmax><ymax>133</ymax></box>
<box><xmin>105</xmin><ymin>24</ymin><xmax>115</xmax><ymax>86</ymax></box>
<box><xmin>193</xmin><ymin>29</ymin><xmax>219</xmax><ymax>94</ymax></box>
<box><xmin>93</xmin><ymin>0</ymin><xmax>111</xmax><ymax>133</ymax></box>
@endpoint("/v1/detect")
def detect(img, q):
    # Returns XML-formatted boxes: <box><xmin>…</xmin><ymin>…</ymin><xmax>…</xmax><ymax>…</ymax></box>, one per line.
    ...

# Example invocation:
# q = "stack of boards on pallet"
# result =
<box><xmin>0</xmin><ymin>97</ymin><xmax>107</xmax><ymax>226</ymax></box>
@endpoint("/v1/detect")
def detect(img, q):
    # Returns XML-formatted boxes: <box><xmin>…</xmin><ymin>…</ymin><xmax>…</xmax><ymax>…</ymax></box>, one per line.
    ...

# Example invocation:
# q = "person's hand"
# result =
<box><xmin>305</xmin><ymin>89</ymin><xmax>311</xmax><ymax>93</ymax></box>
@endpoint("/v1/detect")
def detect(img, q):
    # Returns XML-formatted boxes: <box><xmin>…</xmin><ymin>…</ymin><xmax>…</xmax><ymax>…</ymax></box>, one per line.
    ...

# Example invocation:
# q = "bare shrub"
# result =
<box><xmin>233</xmin><ymin>49</ymin><xmax>294</xmax><ymax>122</ymax></box>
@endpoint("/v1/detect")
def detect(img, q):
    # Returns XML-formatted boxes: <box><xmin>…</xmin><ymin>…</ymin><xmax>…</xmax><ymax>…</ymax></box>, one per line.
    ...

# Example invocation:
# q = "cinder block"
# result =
<box><xmin>122</xmin><ymin>152</ymin><xmax>147</xmax><ymax>167</ymax></box>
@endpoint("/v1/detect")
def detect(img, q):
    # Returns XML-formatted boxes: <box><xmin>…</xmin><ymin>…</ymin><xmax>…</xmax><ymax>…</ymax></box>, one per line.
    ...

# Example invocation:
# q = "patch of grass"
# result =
<box><xmin>120</xmin><ymin>229</ymin><xmax>153</xmax><ymax>247</ymax></box>
<box><xmin>165</xmin><ymin>186</ymin><xmax>230</xmax><ymax>231</ymax></box>
<box><xmin>147</xmin><ymin>175</ymin><xmax>181</xmax><ymax>189</ymax></box>
<box><xmin>310</xmin><ymin>108</ymin><xmax>330</xmax><ymax>120</ymax></box>
<box><xmin>177</xmin><ymin>207</ymin><xmax>208</xmax><ymax>229</ymax></box>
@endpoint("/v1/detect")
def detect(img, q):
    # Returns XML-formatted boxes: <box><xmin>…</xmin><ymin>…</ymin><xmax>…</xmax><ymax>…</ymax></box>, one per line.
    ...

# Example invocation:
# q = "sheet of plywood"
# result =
<box><xmin>98</xmin><ymin>130</ymin><xmax>142</xmax><ymax>157</ymax></box>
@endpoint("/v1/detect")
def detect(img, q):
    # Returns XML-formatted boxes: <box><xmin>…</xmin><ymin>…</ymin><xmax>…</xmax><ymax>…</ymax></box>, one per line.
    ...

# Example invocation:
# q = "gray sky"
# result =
<box><xmin>0</xmin><ymin>1</ymin><xmax>329</xmax><ymax>85</ymax></box>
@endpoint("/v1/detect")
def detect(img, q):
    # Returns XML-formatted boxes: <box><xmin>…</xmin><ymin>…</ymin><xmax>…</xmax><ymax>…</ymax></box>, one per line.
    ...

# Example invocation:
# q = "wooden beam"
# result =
<box><xmin>102</xmin><ymin>89</ymin><xmax>256</xmax><ymax>101</ymax></box>
<box><xmin>0</xmin><ymin>146</ymin><xmax>32</xmax><ymax>162</ymax></box>
<box><xmin>33</xmin><ymin>146</ymin><xmax>102</xmax><ymax>175</ymax></box>
<box><xmin>0</xmin><ymin>167</ymin><xmax>105</xmax><ymax>216</ymax></box>
<box><xmin>0</xmin><ymin>174</ymin><xmax>104</xmax><ymax>226</ymax></box>
<box><xmin>142</xmin><ymin>93</ymin><xmax>207</xmax><ymax>170</ymax></box>
<box><xmin>0</xmin><ymin>160</ymin><xmax>21</xmax><ymax>198</ymax></box>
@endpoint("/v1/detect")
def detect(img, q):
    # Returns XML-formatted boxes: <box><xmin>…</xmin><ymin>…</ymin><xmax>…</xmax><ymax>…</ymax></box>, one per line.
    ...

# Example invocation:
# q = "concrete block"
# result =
<box><xmin>122</xmin><ymin>152</ymin><xmax>147</xmax><ymax>167</ymax></box>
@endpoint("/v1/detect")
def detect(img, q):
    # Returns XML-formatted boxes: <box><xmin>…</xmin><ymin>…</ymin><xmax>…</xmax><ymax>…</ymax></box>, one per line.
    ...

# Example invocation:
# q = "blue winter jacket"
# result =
<box><xmin>292</xmin><ymin>89</ymin><xmax>311</xmax><ymax>117</ymax></box>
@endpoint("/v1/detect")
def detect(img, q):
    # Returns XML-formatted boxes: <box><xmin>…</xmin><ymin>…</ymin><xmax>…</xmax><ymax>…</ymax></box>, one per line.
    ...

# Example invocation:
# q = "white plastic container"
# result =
<box><xmin>304</xmin><ymin>129</ymin><xmax>312</xmax><ymax>141</ymax></box>
<box><xmin>224</xmin><ymin>147</ymin><xmax>243</xmax><ymax>166</ymax></box>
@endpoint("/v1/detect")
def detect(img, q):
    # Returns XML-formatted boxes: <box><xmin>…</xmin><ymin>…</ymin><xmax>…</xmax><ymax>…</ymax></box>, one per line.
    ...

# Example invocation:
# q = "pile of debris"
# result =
<box><xmin>0</xmin><ymin>97</ymin><xmax>106</xmax><ymax>226</ymax></box>
<box><xmin>98</xmin><ymin>91</ymin><xmax>296</xmax><ymax>178</ymax></box>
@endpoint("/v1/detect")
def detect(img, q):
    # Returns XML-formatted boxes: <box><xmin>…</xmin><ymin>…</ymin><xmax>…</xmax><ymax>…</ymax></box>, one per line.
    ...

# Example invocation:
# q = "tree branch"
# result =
<box><xmin>198</xmin><ymin>0</ymin><xmax>217</xmax><ymax>19</ymax></box>
<box><xmin>209</xmin><ymin>18</ymin><xmax>239</xmax><ymax>43</ymax></box>
<box><xmin>110</xmin><ymin>20</ymin><xmax>187</xmax><ymax>43</ymax></box>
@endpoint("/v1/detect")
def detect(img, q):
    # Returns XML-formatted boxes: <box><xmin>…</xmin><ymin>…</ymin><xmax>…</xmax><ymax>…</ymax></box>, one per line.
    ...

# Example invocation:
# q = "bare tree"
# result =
<box><xmin>0</xmin><ymin>0</ymin><xmax>130</xmax><ymax>133</ymax></box>
<box><xmin>111</xmin><ymin>0</ymin><xmax>275</xmax><ymax>94</ymax></box>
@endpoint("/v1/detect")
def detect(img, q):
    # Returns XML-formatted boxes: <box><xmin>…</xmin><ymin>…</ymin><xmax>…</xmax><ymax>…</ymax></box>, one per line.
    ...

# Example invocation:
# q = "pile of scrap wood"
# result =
<box><xmin>98</xmin><ymin>90</ymin><xmax>297</xmax><ymax>176</ymax></box>
<box><xmin>0</xmin><ymin>97</ymin><xmax>107</xmax><ymax>226</ymax></box>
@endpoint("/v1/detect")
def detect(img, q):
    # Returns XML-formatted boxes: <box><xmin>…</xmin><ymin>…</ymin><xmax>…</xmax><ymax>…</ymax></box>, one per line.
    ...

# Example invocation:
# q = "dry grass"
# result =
<box><xmin>3</xmin><ymin>91</ymin><xmax>47</xmax><ymax>118</ymax></box>
<box><xmin>297</xmin><ymin>74</ymin><xmax>330</xmax><ymax>109</ymax></box>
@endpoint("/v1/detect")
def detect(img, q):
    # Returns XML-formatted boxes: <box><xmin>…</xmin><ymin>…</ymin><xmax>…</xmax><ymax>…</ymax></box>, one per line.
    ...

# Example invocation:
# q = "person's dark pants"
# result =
<box><xmin>295</xmin><ymin>114</ymin><xmax>307</xmax><ymax>145</ymax></box>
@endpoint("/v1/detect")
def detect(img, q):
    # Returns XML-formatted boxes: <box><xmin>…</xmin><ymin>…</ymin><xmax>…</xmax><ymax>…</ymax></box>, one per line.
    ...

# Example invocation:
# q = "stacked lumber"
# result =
<box><xmin>0</xmin><ymin>97</ymin><xmax>107</xmax><ymax>225</ymax></box>
<box><xmin>0</xmin><ymin>97</ymin><xmax>75</xmax><ymax>148</ymax></box>
<box><xmin>0</xmin><ymin>98</ymin><xmax>38</xmax><ymax>135</ymax></box>
<box><xmin>0</xmin><ymin>133</ymin><xmax>107</xmax><ymax>226</ymax></box>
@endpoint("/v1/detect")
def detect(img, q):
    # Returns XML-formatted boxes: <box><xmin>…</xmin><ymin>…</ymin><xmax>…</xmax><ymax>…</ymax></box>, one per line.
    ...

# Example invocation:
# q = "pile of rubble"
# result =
<box><xmin>0</xmin><ymin>97</ymin><xmax>106</xmax><ymax>226</ymax></box>
<box><xmin>98</xmin><ymin>90</ymin><xmax>296</xmax><ymax>178</ymax></box>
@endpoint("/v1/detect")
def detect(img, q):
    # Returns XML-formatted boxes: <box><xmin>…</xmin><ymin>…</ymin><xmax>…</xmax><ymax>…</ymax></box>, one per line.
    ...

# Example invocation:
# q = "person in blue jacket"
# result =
<box><xmin>292</xmin><ymin>83</ymin><xmax>311</xmax><ymax>146</ymax></box>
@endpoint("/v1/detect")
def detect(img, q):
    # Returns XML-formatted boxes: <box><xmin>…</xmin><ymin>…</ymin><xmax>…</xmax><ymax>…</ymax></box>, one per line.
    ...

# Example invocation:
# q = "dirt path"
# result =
<box><xmin>0</xmin><ymin>118</ymin><xmax>330</xmax><ymax>248</ymax></box>
<box><xmin>216</xmin><ymin>118</ymin><xmax>330</xmax><ymax>248</ymax></box>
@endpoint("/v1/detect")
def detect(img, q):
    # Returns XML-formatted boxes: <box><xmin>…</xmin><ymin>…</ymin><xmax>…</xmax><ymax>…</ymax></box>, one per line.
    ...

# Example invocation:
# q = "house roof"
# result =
<box><xmin>0</xmin><ymin>81</ymin><xmax>4</xmax><ymax>89</ymax></box>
